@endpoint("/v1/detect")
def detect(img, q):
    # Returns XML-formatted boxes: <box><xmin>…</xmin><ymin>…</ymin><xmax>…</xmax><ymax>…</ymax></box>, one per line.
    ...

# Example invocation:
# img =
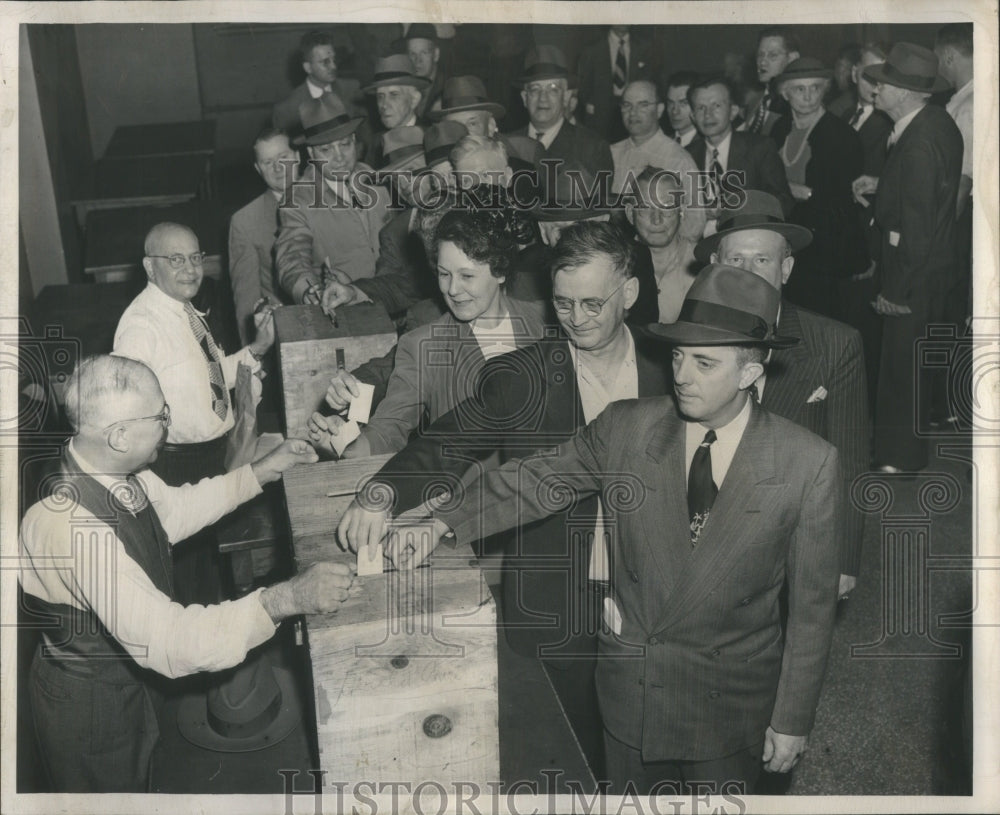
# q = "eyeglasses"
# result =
<box><xmin>102</xmin><ymin>403</ymin><xmax>171</xmax><ymax>433</ymax></box>
<box><xmin>147</xmin><ymin>252</ymin><xmax>207</xmax><ymax>270</ymax></box>
<box><xmin>525</xmin><ymin>82</ymin><xmax>564</xmax><ymax>98</ymax></box>
<box><xmin>620</xmin><ymin>100</ymin><xmax>657</xmax><ymax>113</ymax></box>
<box><xmin>552</xmin><ymin>278</ymin><xmax>628</xmax><ymax>318</ymax></box>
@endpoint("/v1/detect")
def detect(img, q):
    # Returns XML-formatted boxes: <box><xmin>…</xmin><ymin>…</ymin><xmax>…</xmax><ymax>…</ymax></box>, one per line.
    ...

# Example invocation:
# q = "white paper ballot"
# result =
<box><xmin>357</xmin><ymin>542</ymin><xmax>384</xmax><ymax>576</ymax></box>
<box><xmin>603</xmin><ymin>596</ymin><xmax>623</xmax><ymax>636</ymax></box>
<box><xmin>331</xmin><ymin>419</ymin><xmax>361</xmax><ymax>456</ymax></box>
<box><xmin>347</xmin><ymin>383</ymin><xmax>376</xmax><ymax>424</ymax></box>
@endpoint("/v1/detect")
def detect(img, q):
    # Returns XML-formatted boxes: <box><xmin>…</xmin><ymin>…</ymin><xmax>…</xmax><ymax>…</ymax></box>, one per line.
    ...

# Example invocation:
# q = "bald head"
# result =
<box><xmin>142</xmin><ymin>222</ymin><xmax>203</xmax><ymax>303</ymax></box>
<box><xmin>144</xmin><ymin>222</ymin><xmax>197</xmax><ymax>256</ymax></box>
<box><xmin>65</xmin><ymin>355</ymin><xmax>161</xmax><ymax>433</ymax></box>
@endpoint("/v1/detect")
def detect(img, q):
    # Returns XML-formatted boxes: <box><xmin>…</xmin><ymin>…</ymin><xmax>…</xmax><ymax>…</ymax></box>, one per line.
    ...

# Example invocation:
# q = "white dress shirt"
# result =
<box><xmin>307</xmin><ymin>78</ymin><xmax>332</xmax><ymax>98</ymax></box>
<box><xmin>888</xmin><ymin>104</ymin><xmax>924</xmax><ymax>147</ymax></box>
<box><xmin>471</xmin><ymin>312</ymin><xmax>518</xmax><ymax>360</ymax></box>
<box><xmin>704</xmin><ymin>130</ymin><xmax>733</xmax><ymax>173</ymax></box>
<box><xmin>683</xmin><ymin>395</ymin><xmax>752</xmax><ymax>489</ymax></box>
<box><xmin>568</xmin><ymin>327</ymin><xmax>639</xmax><ymax>580</ymax></box>
<box><xmin>113</xmin><ymin>283</ymin><xmax>258</xmax><ymax>444</ymax></box>
<box><xmin>529</xmin><ymin>116</ymin><xmax>565</xmax><ymax>149</ymax></box>
<box><xmin>18</xmin><ymin>441</ymin><xmax>276</xmax><ymax>679</ymax></box>
<box><xmin>851</xmin><ymin>102</ymin><xmax>875</xmax><ymax>131</ymax></box>
<box><xmin>946</xmin><ymin>79</ymin><xmax>973</xmax><ymax>179</ymax></box>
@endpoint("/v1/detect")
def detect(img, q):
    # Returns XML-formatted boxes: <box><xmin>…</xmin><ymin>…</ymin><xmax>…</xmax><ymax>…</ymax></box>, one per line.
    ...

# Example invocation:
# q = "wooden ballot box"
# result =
<box><xmin>283</xmin><ymin>456</ymin><xmax>500</xmax><ymax>786</ymax></box>
<box><xmin>274</xmin><ymin>304</ymin><xmax>397</xmax><ymax>440</ymax></box>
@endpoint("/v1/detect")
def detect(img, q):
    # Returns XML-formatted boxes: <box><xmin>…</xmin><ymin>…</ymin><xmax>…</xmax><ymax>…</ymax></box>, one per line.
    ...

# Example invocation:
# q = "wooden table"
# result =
<box><xmin>282</xmin><ymin>456</ymin><xmax>594</xmax><ymax>791</ymax></box>
<box><xmin>103</xmin><ymin>120</ymin><xmax>216</xmax><ymax>160</ymax></box>
<box><xmin>70</xmin><ymin>155</ymin><xmax>210</xmax><ymax>231</ymax></box>
<box><xmin>83</xmin><ymin>200</ymin><xmax>225</xmax><ymax>283</ymax></box>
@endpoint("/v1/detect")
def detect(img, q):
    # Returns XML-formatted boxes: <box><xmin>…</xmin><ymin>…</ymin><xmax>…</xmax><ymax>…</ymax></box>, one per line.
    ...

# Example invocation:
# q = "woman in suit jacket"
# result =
<box><xmin>772</xmin><ymin>59</ymin><xmax>867</xmax><ymax>319</ymax></box>
<box><xmin>308</xmin><ymin>207</ymin><xmax>545</xmax><ymax>457</ymax></box>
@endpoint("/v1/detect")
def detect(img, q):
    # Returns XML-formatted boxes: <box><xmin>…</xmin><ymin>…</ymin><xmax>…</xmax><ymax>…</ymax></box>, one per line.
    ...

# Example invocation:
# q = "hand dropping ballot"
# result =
<box><xmin>331</xmin><ymin>382</ymin><xmax>374</xmax><ymax>456</ymax></box>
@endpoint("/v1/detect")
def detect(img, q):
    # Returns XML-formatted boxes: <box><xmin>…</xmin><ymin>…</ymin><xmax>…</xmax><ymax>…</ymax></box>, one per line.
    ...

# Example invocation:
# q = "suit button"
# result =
<box><xmin>711</xmin><ymin>649</ymin><xmax>721</xmax><ymax>658</ymax></box>
<box><xmin>648</xmin><ymin>636</ymin><xmax>659</xmax><ymax>645</ymax></box>
<box><xmin>709</xmin><ymin>691</ymin><xmax>720</xmax><ymax>699</ymax></box>
<box><xmin>740</xmin><ymin>596</ymin><xmax>752</xmax><ymax>606</ymax></box>
<box><xmin>629</xmin><ymin>571</ymin><xmax>639</xmax><ymax>583</ymax></box>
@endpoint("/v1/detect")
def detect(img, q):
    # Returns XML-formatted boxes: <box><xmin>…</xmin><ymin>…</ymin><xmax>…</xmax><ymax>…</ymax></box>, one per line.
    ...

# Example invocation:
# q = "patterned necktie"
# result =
<box><xmin>849</xmin><ymin>104</ymin><xmax>865</xmax><ymax>129</ymax></box>
<box><xmin>688</xmin><ymin>429</ymin><xmax>718</xmax><ymax>546</ymax></box>
<box><xmin>674</xmin><ymin>132</ymin><xmax>683</xmax><ymax>144</ymax></box>
<box><xmin>184</xmin><ymin>301</ymin><xmax>228</xmax><ymax>420</ymax></box>
<box><xmin>748</xmin><ymin>90</ymin><xmax>769</xmax><ymax>134</ymax></box>
<box><xmin>613</xmin><ymin>39</ymin><xmax>628</xmax><ymax>96</ymax></box>
<box><xmin>708</xmin><ymin>147</ymin><xmax>723</xmax><ymax>204</ymax></box>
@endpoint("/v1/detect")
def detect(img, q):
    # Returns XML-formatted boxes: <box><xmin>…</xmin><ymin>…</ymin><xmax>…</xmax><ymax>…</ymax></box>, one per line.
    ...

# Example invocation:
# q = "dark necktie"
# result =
<box><xmin>849</xmin><ymin>104</ymin><xmax>866</xmax><ymax>129</ymax></box>
<box><xmin>748</xmin><ymin>90</ymin><xmax>770</xmax><ymax>134</ymax></box>
<box><xmin>613</xmin><ymin>39</ymin><xmax>628</xmax><ymax>96</ymax></box>
<box><xmin>184</xmin><ymin>301</ymin><xmax>228</xmax><ymax>420</ymax></box>
<box><xmin>708</xmin><ymin>147</ymin><xmax>723</xmax><ymax>204</ymax></box>
<box><xmin>688</xmin><ymin>429</ymin><xmax>718</xmax><ymax>546</ymax></box>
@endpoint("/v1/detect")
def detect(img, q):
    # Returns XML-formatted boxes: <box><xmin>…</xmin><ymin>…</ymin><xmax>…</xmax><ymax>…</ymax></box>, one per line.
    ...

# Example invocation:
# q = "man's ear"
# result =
<box><xmin>739</xmin><ymin>360</ymin><xmax>765</xmax><ymax>391</ymax></box>
<box><xmin>656</xmin><ymin>102</ymin><xmax>666</xmax><ymax>119</ymax></box>
<box><xmin>788</xmin><ymin>50</ymin><xmax>801</xmax><ymax>64</ymax></box>
<box><xmin>625</xmin><ymin>204</ymin><xmax>635</xmax><ymax>226</ymax></box>
<box><xmin>301</xmin><ymin>61</ymin><xmax>311</xmax><ymax>78</ymax></box>
<box><xmin>622</xmin><ymin>276</ymin><xmax>640</xmax><ymax>311</ymax></box>
<box><xmin>730</xmin><ymin>103</ymin><xmax>741</xmax><ymax>121</ymax></box>
<box><xmin>520</xmin><ymin>90</ymin><xmax>528</xmax><ymax>109</ymax></box>
<box><xmin>781</xmin><ymin>254</ymin><xmax>795</xmax><ymax>285</ymax></box>
<box><xmin>106</xmin><ymin>424</ymin><xmax>129</xmax><ymax>454</ymax></box>
<box><xmin>142</xmin><ymin>257</ymin><xmax>155</xmax><ymax>280</ymax></box>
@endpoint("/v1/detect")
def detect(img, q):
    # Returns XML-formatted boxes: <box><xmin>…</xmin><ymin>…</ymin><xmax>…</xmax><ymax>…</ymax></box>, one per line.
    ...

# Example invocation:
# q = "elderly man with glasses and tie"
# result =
<box><xmin>113</xmin><ymin>221</ymin><xmax>276</xmax><ymax>604</ymax></box>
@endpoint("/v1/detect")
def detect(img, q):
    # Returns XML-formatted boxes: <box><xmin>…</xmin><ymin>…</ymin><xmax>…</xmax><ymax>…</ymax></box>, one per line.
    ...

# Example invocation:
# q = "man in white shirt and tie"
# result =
<box><xmin>663</xmin><ymin>71</ymin><xmax>699</xmax><ymax>147</ymax></box>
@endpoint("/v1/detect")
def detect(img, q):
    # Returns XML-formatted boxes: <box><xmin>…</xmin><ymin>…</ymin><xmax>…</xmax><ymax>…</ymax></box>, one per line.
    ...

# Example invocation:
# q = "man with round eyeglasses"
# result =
<box><xmin>114</xmin><ymin>221</ymin><xmax>277</xmax><ymax>603</ymax></box>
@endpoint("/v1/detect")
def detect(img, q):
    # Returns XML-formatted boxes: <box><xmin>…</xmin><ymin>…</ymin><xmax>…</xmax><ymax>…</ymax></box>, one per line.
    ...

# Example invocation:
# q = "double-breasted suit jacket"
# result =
<box><xmin>438</xmin><ymin>398</ymin><xmax>842</xmax><ymax>761</ymax></box>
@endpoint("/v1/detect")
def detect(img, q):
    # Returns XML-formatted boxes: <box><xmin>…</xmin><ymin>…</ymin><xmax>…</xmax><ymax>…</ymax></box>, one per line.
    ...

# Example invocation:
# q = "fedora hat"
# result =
<box><xmin>379</xmin><ymin>126</ymin><xmax>426</xmax><ymax>171</ymax></box>
<box><xmin>430</xmin><ymin>75</ymin><xmax>506</xmax><ymax>121</ymax></box>
<box><xmin>862</xmin><ymin>42</ymin><xmax>950</xmax><ymax>93</ymax></box>
<box><xmin>694</xmin><ymin>190</ymin><xmax>813</xmax><ymax>262</ymax></box>
<box><xmin>531</xmin><ymin>167</ymin><xmax>622</xmax><ymax>222</ymax></box>
<box><xmin>775</xmin><ymin>56</ymin><xmax>834</xmax><ymax>85</ymax></box>
<box><xmin>645</xmin><ymin>264</ymin><xmax>799</xmax><ymax>348</ymax></box>
<box><xmin>404</xmin><ymin>23</ymin><xmax>439</xmax><ymax>43</ymax></box>
<box><xmin>178</xmin><ymin>655</ymin><xmax>303</xmax><ymax>753</ymax></box>
<box><xmin>293</xmin><ymin>92</ymin><xmax>366</xmax><ymax>146</ymax></box>
<box><xmin>424</xmin><ymin>120</ymin><xmax>468</xmax><ymax>167</ymax></box>
<box><xmin>516</xmin><ymin>45</ymin><xmax>570</xmax><ymax>86</ymax></box>
<box><xmin>363</xmin><ymin>54</ymin><xmax>431</xmax><ymax>94</ymax></box>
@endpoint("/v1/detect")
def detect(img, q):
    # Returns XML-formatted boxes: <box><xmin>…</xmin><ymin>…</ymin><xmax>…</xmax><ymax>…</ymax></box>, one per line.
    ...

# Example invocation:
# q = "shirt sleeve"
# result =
<box><xmin>138</xmin><ymin>464</ymin><xmax>262</xmax><ymax>544</ymax></box>
<box><xmin>19</xmin><ymin>502</ymin><xmax>277</xmax><ymax>679</ymax></box>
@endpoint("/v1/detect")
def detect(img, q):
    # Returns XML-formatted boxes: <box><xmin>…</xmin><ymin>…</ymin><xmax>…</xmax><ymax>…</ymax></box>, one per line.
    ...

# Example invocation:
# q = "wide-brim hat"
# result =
<box><xmin>775</xmin><ymin>56</ymin><xmax>834</xmax><ymax>85</ymax></box>
<box><xmin>429</xmin><ymin>75</ymin><xmax>506</xmax><ymax>120</ymax></box>
<box><xmin>424</xmin><ymin>120</ymin><xmax>468</xmax><ymax>167</ymax></box>
<box><xmin>178</xmin><ymin>657</ymin><xmax>302</xmax><ymax>752</ymax></box>
<box><xmin>293</xmin><ymin>92</ymin><xmax>366</xmax><ymax>146</ymax></box>
<box><xmin>644</xmin><ymin>264</ymin><xmax>799</xmax><ymax>349</ymax></box>
<box><xmin>363</xmin><ymin>54</ymin><xmax>431</xmax><ymax>94</ymax></box>
<box><xmin>862</xmin><ymin>42</ymin><xmax>950</xmax><ymax>94</ymax></box>
<box><xmin>516</xmin><ymin>45</ymin><xmax>570</xmax><ymax>86</ymax></box>
<box><xmin>694</xmin><ymin>190</ymin><xmax>813</xmax><ymax>263</ymax></box>
<box><xmin>531</xmin><ymin>168</ymin><xmax>622</xmax><ymax>222</ymax></box>
<box><xmin>404</xmin><ymin>23</ymin><xmax>439</xmax><ymax>44</ymax></box>
<box><xmin>379</xmin><ymin>125</ymin><xmax>426</xmax><ymax>172</ymax></box>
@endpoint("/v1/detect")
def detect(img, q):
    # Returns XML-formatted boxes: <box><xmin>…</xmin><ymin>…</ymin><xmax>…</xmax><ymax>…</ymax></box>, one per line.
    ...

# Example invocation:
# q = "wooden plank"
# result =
<box><xmin>103</xmin><ymin>120</ymin><xmax>216</xmax><ymax>159</ymax></box>
<box><xmin>283</xmin><ymin>457</ymin><xmax>500</xmax><ymax>786</ymax></box>
<box><xmin>275</xmin><ymin>305</ymin><xmax>396</xmax><ymax>440</ymax></box>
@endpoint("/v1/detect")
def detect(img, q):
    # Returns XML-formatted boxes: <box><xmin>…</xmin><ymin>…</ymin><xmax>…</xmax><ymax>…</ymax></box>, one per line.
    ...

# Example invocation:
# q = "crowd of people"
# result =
<box><xmin>19</xmin><ymin>22</ymin><xmax>974</xmax><ymax>796</ymax></box>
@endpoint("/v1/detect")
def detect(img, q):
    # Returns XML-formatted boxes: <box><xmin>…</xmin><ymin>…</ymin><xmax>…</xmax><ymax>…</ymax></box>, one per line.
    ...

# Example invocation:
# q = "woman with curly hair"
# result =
<box><xmin>308</xmin><ymin>204</ymin><xmax>546</xmax><ymax>457</ymax></box>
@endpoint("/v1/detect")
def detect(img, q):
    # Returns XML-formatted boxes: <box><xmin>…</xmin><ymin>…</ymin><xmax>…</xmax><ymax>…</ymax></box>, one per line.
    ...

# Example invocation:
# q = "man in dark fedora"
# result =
<box><xmin>275</xmin><ymin>93</ymin><xmax>392</xmax><ymax>306</ymax></box>
<box><xmin>851</xmin><ymin>43</ymin><xmax>963</xmax><ymax>473</ymax></box>
<box><xmin>404</xmin><ymin>23</ymin><xmax>446</xmax><ymax>119</ymax></box>
<box><xmin>510</xmin><ymin>45</ymin><xmax>613</xmax><ymax>180</ymax></box>
<box><xmin>432</xmin><ymin>74</ymin><xmax>506</xmax><ymax>138</ymax></box>
<box><xmin>19</xmin><ymin>354</ymin><xmax>355</xmax><ymax>791</ymax></box>
<box><xmin>363</xmin><ymin>264</ymin><xmax>842</xmax><ymax>795</ymax></box>
<box><xmin>697</xmin><ymin>189</ymin><xmax>869</xmax><ymax>600</ymax></box>
<box><xmin>364</xmin><ymin>54</ymin><xmax>431</xmax><ymax>168</ymax></box>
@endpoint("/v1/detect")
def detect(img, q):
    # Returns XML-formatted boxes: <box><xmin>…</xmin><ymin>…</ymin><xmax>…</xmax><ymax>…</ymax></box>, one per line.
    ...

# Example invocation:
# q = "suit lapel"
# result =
<box><xmin>651</xmin><ymin>405</ymin><xmax>782</xmax><ymax>633</ymax></box>
<box><xmin>728</xmin><ymin>132</ymin><xmax>749</xmax><ymax>173</ymax></box>
<box><xmin>763</xmin><ymin>301</ymin><xmax>819</xmax><ymax>420</ymax></box>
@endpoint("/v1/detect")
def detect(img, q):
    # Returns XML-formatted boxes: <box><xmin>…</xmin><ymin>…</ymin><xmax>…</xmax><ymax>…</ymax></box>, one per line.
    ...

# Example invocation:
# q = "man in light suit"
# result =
<box><xmin>274</xmin><ymin>93</ymin><xmax>392</xmax><ymax>306</ymax></box>
<box><xmin>686</xmin><ymin>76</ymin><xmax>793</xmax><ymax>231</ymax></box>
<box><xmin>852</xmin><ymin>43</ymin><xmax>963</xmax><ymax>472</ymax></box>
<box><xmin>576</xmin><ymin>25</ymin><xmax>656</xmax><ymax>143</ymax></box>
<box><xmin>356</xmin><ymin>265</ymin><xmax>842</xmax><ymax>794</ymax></box>
<box><xmin>697</xmin><ymin>190</ymin><xmax>869</xmax><ymax>598</ymax></box>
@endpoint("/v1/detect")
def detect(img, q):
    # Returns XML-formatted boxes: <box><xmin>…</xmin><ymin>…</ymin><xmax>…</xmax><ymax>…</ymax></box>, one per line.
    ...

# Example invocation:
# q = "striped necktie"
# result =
<box><xmin>183</xmin><ymin>301</ymin><xmax>228</xmax><ymax>420</ymax></box>
<box><xmin>748</xmin><ymin>90</ymin><xmax>770</xmax><ymax>134</ymax></box>
<box><xmin>708</xmin><ymin>147</ymin><xmax>723</xmax><ymax>204</ymax></box>
<box><xmin>688</xmin><ymin>429</ymin><xmax>718</xmax><ymax>546</ymax></box>
<box><xmin>613</xmin><ymin>39</ymin><xmax>628</xmax><ymax>96</ymax></box>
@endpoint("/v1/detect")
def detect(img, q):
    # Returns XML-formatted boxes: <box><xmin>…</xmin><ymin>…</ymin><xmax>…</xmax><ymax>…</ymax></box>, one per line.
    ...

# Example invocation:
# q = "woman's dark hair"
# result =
<box><xmin>434</xmin><ymin>206</ymin><xmax>522</xmax><ymax>280</ymax></box>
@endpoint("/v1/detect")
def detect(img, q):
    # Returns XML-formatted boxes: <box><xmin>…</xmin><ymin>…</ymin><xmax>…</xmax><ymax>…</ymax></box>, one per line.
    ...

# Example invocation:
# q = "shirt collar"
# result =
<box><xmin>67</xmin><ymin>439</ymin><xmax>132</xmax><ymax>495</ymax></box>
<box><xmin>609</xmin><ymin>30</ymin><xmax>628</xmax><ymax>47</ymax></box>
<box><xmin>891</xmin><ymin>104</ymin><xmax>925</xmax><ymax>142</ymax></box>
<box><xmin>306</xmin><ymin>77</ymin><xmax>332</xmax><ymax>98</ymax></box>
<box><xmin>687</xmin><ymin>392</ymin><xmax>753</xmax><ymax>446</ymax></box>
<box><xmin>566</xmin><ymin>323</ymin><xmax>636</xmax><ymax>373</ymax></box>
<box><xmin>531</xmin><ymin>116</ymin><xmax>565</xmax><ymax>143</ymax></box>
<box><xmin>948</xmin><ymin>79</ymin><xmax>973</xmax><ymax>107</ymax></box>
<box><xmin>707</xmin><ymin>130</ymin><xmax>733</xmax><ymax>162</ymax></box>
<box><xmin>146</xmin><ymin>281</ymin><xmax>198</xmax><ymax>318</ymax></box>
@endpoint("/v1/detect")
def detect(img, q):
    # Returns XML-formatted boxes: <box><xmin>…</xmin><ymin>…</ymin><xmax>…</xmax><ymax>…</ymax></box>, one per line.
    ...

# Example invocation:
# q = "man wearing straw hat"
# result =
<box><xmin>368</xmin><ymin>264</ymin><xmax>842</xmax><ymax>794</ymax></box>
<box><xmin>851</xmin><ymin>43</ymin><xmax>962</xmax><ymax>473</ymax></box>
<box><xmin>274</xmin><ymin>93</ymin><xmax>392</xmax><ymax>306</ymax></box>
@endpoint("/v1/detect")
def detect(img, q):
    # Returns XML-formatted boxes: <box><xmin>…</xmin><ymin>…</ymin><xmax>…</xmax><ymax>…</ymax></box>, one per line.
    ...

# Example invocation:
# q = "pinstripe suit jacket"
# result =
<box><xmin>439</xmin><ymin>398</ymin><xmax>842</xmax><ymax>761</ymax></box>
<box><xmin>763</xmin><ymin>301</ymin><xmax>868</xmax><ymax>576</ymax></box>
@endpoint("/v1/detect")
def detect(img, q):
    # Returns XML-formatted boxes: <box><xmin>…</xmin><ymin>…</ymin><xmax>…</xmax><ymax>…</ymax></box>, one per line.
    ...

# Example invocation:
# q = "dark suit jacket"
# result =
<box><xmin>771</xmin><ymin>111</ymin><xmax>867</xmax><ymax>278</ymax></box>
<box><xmin>764</xmin><ymin>301</ymin><xmax>868</xmax><ymax>575</ymax></box>
<box><xmin>687</xmin><ymin>131</ymin><xmax>794</xmax><ymax>216</ymax></box>
<box><xmin>354</xmin><ymin>208</ymin><xmax>435</xmax><ymax>317</ymax></box>
<box><xmin>744</xmin><ymin>88</ymin><xmax>791</xmax><ymax>139</ymax></box>
<box><xmin>375</xmin><ymin>326</ymin><xmax>671</xmax><ymax>658</ymax></box>
<box><xmin>841</xmin><ymin>106</ymin><xmax>893</xmax><ymax>177</ymax></box>
<box><xmin>513</xmin><ymin>120</ymin><xmax>614</xmax><ymax>178</ymax></box>
<box><xmin>576</xmin><ymin>35</ymin><xmax>657</xmax><ymax>139</ymax></box>
<box><xmin>437</xmin><ymin>398</ymin><xmax>842</xmax><ymax>760</ymax></box>
<box><xmin>874</xmin><ymin>104</ymin><xmax>963</xmax><ymax>306</ymax></box>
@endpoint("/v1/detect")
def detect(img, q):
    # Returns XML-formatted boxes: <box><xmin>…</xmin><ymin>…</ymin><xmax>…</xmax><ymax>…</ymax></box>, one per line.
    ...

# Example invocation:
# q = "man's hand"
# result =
<box><xmin>321</xmin><ymin>280</ymin><xmax>363</xmax><ymax>319</ymax></box>
<box><xmin>250</xmin><ymin>438</ymin><xmax>318</xmax><ymax>485</ymax></box>
<box><xmin>307</xmin><ymin>412</ymin><xmax>346</xmax><ymax>455</ymax></box>
<box><xmin>789</xmin><ymin>182</ymin><xmax>812</xmax><ymax>202</ymax></box>
<box><xmin>762</xmin><ymin>726</ymin><xmax>808</xmax><ymax>773</ymax></box>
<box><xmin>259</xmin><ymin>561</ymin><xmax>355</xmax><ymax>621</ymax></box>
<box><xmin>838</xmin><ymin>574</ymin><xmax>857</xmax><ymax>600</ymax></box>
<box><xmin>325</xmin><ymin>370</ymin><xmax>362</xmax><ymax>412</ymax></box>
<box><xmin>337</xmin><ymin>497</ymin><xmax>392</xmax><ymax>558</ymax></box>
<box><xmin>249</xmin><ymin>300</ymin><xmax>277</xmax><ymax>355</ymax></box>
<box><xmin>297</xmin><ymin>275</ymin><xmax>323</xmax><ymax>305</ymax></box>
<box><xmin>385</xmin><ymin>519</ymin><xmax>451</xmax><ymax>570</ymax></box>
<box><xmin>872</xmin><ymin>294</ymin><xmax>912</xmax><ymax>316</ymax></box>
<box><xmin>852</xmin><ymin>174</ymin><xmax>878</xmax><ymax>206</ymax></box>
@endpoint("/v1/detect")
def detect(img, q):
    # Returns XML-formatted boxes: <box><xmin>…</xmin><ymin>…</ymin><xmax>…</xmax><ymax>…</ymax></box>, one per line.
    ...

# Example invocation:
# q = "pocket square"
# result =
<box><xmin>807</xmin><ymin>386</ymin><xmax>828</xmax><ymax>403</ymax></box>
